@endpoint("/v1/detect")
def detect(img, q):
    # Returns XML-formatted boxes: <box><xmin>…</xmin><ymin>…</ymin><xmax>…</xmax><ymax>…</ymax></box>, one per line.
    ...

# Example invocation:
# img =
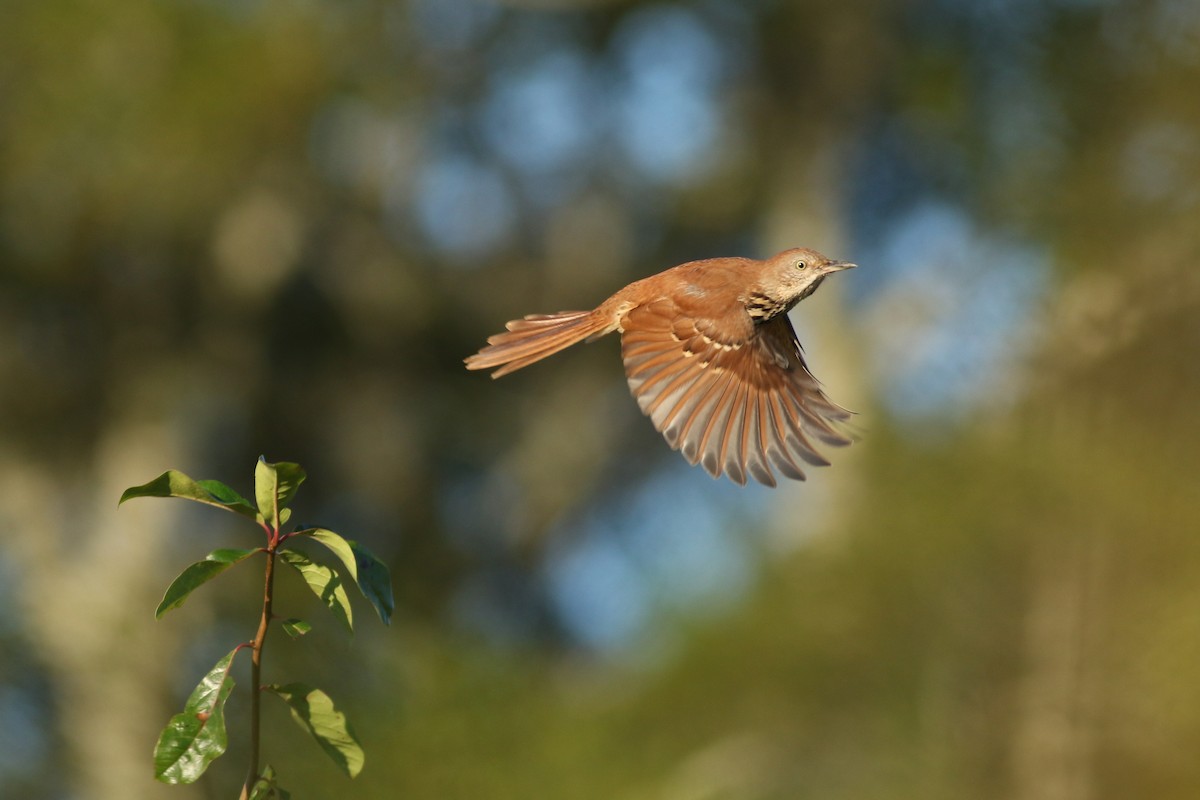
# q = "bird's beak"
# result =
<box><xmin>825</xmin><ymin>261</ymin><xmax>857</xmax><ymax>273</ymax></box>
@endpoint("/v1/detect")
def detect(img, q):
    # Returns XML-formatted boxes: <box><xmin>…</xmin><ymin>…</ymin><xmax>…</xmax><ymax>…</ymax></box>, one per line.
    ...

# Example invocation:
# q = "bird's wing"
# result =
<box><xmin>620</xmin><ymin>300</ymin><xmax>850</xmax><ymax>486</ymax></box>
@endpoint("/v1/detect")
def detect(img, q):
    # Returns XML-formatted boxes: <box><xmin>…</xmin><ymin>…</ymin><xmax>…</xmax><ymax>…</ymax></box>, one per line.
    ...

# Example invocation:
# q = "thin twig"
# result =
<box><xmin>239</xmin><ymin>523</ymin><xmax>279</xmax><ymax>800</ymax></box>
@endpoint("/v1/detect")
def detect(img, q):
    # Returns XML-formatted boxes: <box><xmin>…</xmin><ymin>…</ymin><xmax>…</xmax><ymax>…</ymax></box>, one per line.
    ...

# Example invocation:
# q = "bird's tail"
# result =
<box><xmin>465</xmin><ymin>310</ymin><xmax>613</xmax><ymax>377</ymax></box>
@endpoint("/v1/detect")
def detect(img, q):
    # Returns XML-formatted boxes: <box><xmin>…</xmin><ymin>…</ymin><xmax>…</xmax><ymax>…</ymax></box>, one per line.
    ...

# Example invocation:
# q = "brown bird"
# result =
<box><xmin>465</xmin><ymin>248</ymin><xmax>856</xmax><ymax>486</ymax></box>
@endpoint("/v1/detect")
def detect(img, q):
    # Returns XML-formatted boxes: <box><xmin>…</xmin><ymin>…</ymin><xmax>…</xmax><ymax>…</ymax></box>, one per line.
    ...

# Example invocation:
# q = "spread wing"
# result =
<box><xmin>620</xmin><ymin>299</ymin><xmax>850</xmax><ymax>486</ymax></box>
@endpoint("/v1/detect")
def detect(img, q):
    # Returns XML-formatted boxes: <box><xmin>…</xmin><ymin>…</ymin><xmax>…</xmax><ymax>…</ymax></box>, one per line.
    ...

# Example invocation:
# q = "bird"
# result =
<box><xmin>465</xmin><ymin>247</ymin><xmax>856</xmax><ymax>487</ymax></box>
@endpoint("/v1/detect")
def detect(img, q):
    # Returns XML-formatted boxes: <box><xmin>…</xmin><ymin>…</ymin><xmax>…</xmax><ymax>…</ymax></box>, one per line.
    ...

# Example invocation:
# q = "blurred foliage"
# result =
<box><xmin>2</xmin><ymin>0</ymin><xmax>1200</xmax><ymax>798</ymax></box>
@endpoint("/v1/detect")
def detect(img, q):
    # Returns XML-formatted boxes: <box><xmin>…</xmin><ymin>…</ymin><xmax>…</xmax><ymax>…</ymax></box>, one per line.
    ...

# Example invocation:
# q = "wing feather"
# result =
<box><xmin>717</xmin><ymin>376</ymin><xmax>748</xmax><ymax>485</ymax></box>
<box><xmin>619</xmin><ymin>303</ymin><xmax>849</xmax><ymax>485</ymax></box>
<box><xmin>763</xmin><ymin>393</ymin><xmax>808</xmax><ymax>480</ymax></box>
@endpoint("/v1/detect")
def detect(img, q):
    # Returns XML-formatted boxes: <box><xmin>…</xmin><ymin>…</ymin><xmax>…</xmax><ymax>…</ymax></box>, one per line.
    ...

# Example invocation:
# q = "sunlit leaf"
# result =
<box><xmin>248</xmin><ymin>763</ymin><xmax>291</xmax><ymax>800</ymax></box>
<box><xmin>348</xmin><ymin>540</ymin><xmax>394</xmax><ymax>625</ymax></box>
<box><xmin>272</xmin><ymin>463</ymin><xmax>305</xmax><ymax>508</ymax></box>
<box><xmin>120</xmin><ymin>470</ymin><xmax>261</xmax><ymax>522</ymax></box>
<box><xmin>156</xmin><ymin>548</ymin><xmax>258</xmax><ymax>618</ymax></box>
<box><xmin>306</xmin><ymin>528</ymin><xmax>358</xmax><ymax>582</ymax></box>
<box><xmin>278</xmin><ymin>549</ymin><xmax>352</xmax><ymax>633</ymax></box>
<box><xmin>255</xmin><ymin>459</ymin><xmax>278</xmax><ymax>526</ymax></box>
<box><xmin>280</xmin><ymin>618</ymin><xmax>312</xmax><ymax>638</ymax></box>
<box><xmin>153</xmin><ymin>648</ymin><xmax>238</xmax><ymax>784</ymax></box>
<box><xmin>255</xmin><ymin>458</ymin><xmax>306</xmax><ymax>528</ymax></box>
<box><xmin>195</xmin><ymin>479</ymin><xmax>259</xmax><ymax>519</ymax></box>
<box><xmin>265</xmin><ymin>683</ymin><xmax>364</xmax><ymax>779</ymax></box>
<box><xmin>283</xmin><ymin>532</ymin><xmax>392</xmax><ymax>625</ymax></box>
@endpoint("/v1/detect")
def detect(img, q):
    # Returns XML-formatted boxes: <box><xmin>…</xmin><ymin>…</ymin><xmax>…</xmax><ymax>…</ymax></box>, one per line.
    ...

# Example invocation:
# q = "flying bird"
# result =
<box><xmin>465</xmin><ymin>248</ymin><xmax>855</xmax><ymax>486</ymax></box>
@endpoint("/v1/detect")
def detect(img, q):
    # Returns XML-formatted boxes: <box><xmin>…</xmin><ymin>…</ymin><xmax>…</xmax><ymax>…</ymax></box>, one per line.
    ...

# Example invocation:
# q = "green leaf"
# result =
<box><xmin>156</xmin><ymin>548</ymin><xmax>258</xmax><ymax>618</ymax></box>
<box><xmin>248</xmin><ymin>764</ymin><xmax>291</xmax><ymax>800</ymax></box>
<box><xmin>120</xmin><ymin>470</ymin><xmax>261</xmax><ymax>522</ymax></box>
<box><xmin>153</xmin><ymin>648</ymin><xmax>238</xmax><ymax>784</ymax></box>
<box><xmin>291</xmin><ymin>530</ymin><xmax>392</xmax><ymax>624</ymax></box>
<box><xmin>255</xmin><ymin>459</ymin><xmax>278</xmax><ymax>525</ymax></box>
<box><xmin>195</xmin><ymin>479</ymin><xmax>259</xmax><ymax>519</ymax></box>
<box><xmin>306</xmin><ymin>529</ymin><xmax>358</xmax><ymax>582</ymax></box>
<box><xmin>348</xmin><ymin>540</ymin><xmax>395</xmax><ymax>625</ymax></box>
<box><xmin>278</xmin><ymin>549</ymin><xmax>353</xmax><ymax>633</ymax></box>
<box><xmin>280</xmin><ymin>618</ymin><xmax>312</xmax><ymax>638</ymax></box>
<box><xmin>255</xmin><ymin>458</ymin><xmax>306</xmax><ymax>528</ymax></box>
<box><xmin>265</xmin><ymin>683</ymin><xmax>364</xmax><ymax>779</ymax></box>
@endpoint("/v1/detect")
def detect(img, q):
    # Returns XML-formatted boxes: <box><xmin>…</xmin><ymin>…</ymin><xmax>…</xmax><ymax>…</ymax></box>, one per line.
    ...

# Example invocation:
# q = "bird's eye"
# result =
<box><xmin>795</xmin><ymin>260</ymin><xmax>807</xmax><ymax>270</ymax></box>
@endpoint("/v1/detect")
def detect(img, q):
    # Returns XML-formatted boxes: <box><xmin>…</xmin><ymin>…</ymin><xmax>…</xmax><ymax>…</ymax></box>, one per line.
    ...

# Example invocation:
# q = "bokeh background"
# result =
<box><xmin>3</xmin><ymin>0</ymin><xmax>1200</xmax><ymax>797</ymax></box>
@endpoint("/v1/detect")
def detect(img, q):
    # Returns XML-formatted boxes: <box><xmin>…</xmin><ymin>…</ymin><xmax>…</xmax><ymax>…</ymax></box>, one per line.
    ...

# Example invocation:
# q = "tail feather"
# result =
<box><xmin>465</xmin><ymin>310</ymin><xmax>612</xmax><ymax>377</ymax></box>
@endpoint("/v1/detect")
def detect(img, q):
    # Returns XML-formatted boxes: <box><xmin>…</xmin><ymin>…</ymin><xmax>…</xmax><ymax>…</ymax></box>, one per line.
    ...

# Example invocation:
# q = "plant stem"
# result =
<box><xmin>240</xmin><ymin>533</ymin><xmax>278</xmax><ymax>800</ymax></box>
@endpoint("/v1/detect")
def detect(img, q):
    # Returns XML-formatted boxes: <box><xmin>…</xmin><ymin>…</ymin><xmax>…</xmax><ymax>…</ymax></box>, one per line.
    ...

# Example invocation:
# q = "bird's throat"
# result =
<box><xmin>745</xmin><ymin>291</ymin><xmax>798</xmax><ymax>322</ymax></box>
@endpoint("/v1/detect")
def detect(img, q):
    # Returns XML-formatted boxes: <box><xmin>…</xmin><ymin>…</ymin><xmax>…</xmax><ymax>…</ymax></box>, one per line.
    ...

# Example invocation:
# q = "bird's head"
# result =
<box><xmin>761</xmin><ymin>247</ymin><xmax>856</xmax><ymax>306</ymax></box>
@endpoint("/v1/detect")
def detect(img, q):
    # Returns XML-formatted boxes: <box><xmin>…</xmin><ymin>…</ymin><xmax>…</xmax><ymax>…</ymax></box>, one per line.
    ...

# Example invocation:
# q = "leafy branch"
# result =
<box><xmin>121</xmin><ymin>458</ymin><xmax>394</xmax><ymax>798</ymax></box>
